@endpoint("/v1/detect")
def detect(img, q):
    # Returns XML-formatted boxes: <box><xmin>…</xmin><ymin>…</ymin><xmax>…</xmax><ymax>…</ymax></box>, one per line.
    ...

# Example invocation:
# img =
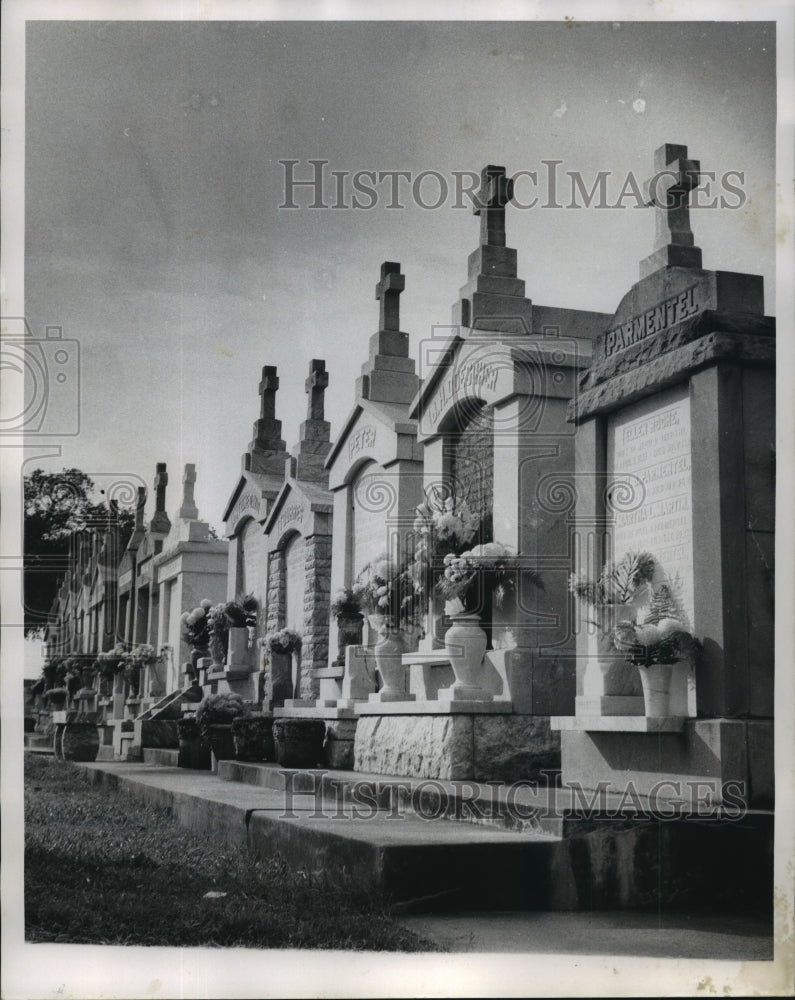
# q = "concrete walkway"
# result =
<box><xmin>71</xmin><ymin>756</ymin><xmax>776</xmax><ymax>957</ymax></box>
<box><xmin>399</xmin><ymin>909</ymin><xmax>774</xmax><ymax>959</ymax></box>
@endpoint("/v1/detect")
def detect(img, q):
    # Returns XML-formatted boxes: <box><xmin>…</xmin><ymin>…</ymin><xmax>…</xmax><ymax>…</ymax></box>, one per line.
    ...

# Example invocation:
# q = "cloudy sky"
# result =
<box><xmin>19</xmin><ymin>15</ymin><xmax>777</xmax><ymax>532</ymax></box>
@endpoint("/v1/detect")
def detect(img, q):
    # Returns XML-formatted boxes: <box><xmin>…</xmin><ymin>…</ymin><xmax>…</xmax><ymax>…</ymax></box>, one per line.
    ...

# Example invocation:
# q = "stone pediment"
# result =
<box><xmin>223</xmin><ymin>468</ymin><xmax>285</xmax><ymax>535</ymax></box>
<box><xmin>572</xmin><ymin>267</ymin><xmax>774</xmax><ymax>421</ymax></box>
<box><xmin>410</xmin><ymin>313</ymin><xmax>600</xmax><ymax>441</ymax></box>
<box><xmin>263</xmin><ymin>477</ymin><xmax>333</xmax><ymax>549</ymax></box>
<box><xmin>326</xmin><ymin>399</ymin><xmax>419</xmax><ymax>490</ymax></box>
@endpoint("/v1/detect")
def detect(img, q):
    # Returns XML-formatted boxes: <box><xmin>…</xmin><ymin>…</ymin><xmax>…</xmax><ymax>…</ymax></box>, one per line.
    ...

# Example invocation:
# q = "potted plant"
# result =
<box><xmin>196</xmin><ymin>692</ymin><xmax>250</xmax><ymax>762</ymax></box>
<box><xmin>330</xmin><ymin>588</ymin><xmax>364</xmax><ymax>666</ymax></box>
<box><xmin>44</xmin><ymin>686</ymin><xmax>68</xmax><ymax>710</ymax></box>
<box><xmin>568</xmin><ymin>550</ymin><xmax>656</xmax><ymax>700</ymax></box>
<box><xmin>222</xmin><ymin>595</ymin><xmax>259</xmax><ymax>664</ymax></box>
<box><xmin>611</xmin><ymin>583</ymin><xmax>700</xmax><ymax>717</ymax></box>
<box><xmin>182</xmin><ymin>599</ymin><xmax>214</xmax><ymax>672</ymax></box>
<box><xmin>232</xmin><ymin>712</ymin><xmax>275</xmax><ymax>762</ymax></box>
<box><xmin>410</xmin><ymin>490</ymin><xmax>480</xmax><ymax>646</ymax></box>
<box><xmin>273</xmin><ymin>717</ymin><xmax>326</xmax><ymax>768</ymax></box>
<box><xmin>177</xmin><ymin>715</ymin><xmax>211</xmax><ymax>769</ymax></box>
<box><xmin>437</xmin><ymin>543</ymin><xmax>542</xmax><ymax>697</ymax></box>
<box><xmin>353</xmin><ymin>555</ymin><xmax>416</xmax><ymax>698</ymax></box>
<box><xmin>263</xmin><ymin>628</ymin><xmax>302</xmax><ymax>657</ymax></box>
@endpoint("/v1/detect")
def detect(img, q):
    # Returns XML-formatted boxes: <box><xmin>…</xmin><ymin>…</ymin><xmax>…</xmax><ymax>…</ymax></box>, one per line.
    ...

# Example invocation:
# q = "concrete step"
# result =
<box><xmin>76</xmin><ymin>759</ymin><xmax>774</xmax><ymax>913</ymax></box>
<box><xmin>143</xmin><ymin>747</ymin><xmax>180</xmax><ymax>767</ymax></box>
<box><xmin>78</xmin><ymin>760</ymin><xmax>562</xmax><ymax>911</ymax></box>
<box><xmin>24</xmin><ymin>734</ymin><xmax>52</xmax><ymax>750</ymax></box>
<box><xmin>217</xmin><ymin>759</ymin><xmax>563</xmax><ymax>835</ymax></box>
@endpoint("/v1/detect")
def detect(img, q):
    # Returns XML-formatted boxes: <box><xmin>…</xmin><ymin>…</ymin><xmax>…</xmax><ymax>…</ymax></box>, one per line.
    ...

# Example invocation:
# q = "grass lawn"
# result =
<box><xmin>24</xmin><ymin>753</ymin><xmax>439</xmax><ymax>950</ymax></box>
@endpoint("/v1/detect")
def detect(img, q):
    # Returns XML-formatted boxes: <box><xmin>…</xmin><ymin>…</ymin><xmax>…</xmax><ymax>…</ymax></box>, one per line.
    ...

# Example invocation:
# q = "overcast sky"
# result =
<box><xmin>22</xmin><ymin>18</ymin><xmax>775</xmax><ymax>530</ymax></box>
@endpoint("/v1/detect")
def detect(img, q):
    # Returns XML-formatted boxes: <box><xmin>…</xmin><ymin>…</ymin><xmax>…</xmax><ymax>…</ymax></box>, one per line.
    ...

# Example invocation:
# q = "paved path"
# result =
<box><xmin>400</xmin><ymin>909</ymin><xmax>774</xmax><ymax>959</ymax></box>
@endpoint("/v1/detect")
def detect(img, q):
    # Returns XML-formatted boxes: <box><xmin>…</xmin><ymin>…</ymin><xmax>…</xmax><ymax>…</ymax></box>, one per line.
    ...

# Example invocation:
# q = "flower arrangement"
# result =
<box><xmin>438</xmin><ymin>542</ymin><xmax>542</xmax><ymax>616</ymax></box>
<box><xmin>182</xmin><ymin>599</ymin><xmax>214</xmax><ymax>649</ymax></box>
<box><xmin>330</xmin><ymin>588</ymin><xmax>363</xmax><ymax>618</ymax></box>
<box><xmin>262</xmin><ymin>628</ymin><xmax>302</xmax><ymax>656</ymax></box>
<box><xmin>568</xmin><ymin>550</ymin><xmax>656</xmax><ymax>607</ymax></box>
<box><xmin>96</xmin><ymin>645</ymin><xmax>127</xmax><ymax>679</ymax></box>
<box><xmin>353</xmin><ymin>553</ymin><xmax>415</xmax><ymax>625</ymax></box>
<box><xmin>611</xmin><ymin>583</ymin><xmax>700</xmax><ymax>666</ymax></box>
<box><xmin>196</xmin><ymin>692</ymin><xmax>250</xmax><ymax>734</ymax></box>
<box><xmin>409</xmin><ymin>492</ymin><xmax>480</xmax><ymax>600</ymax></box>
<box><xmin>195</xmin><ymin>595</ymin><xmax>259</xmax><ymax>663</ymax></box>
<box><xmin>128</xmin><ymin>643</ymin><xmax>158</xmax><ymax>666</ymax></box>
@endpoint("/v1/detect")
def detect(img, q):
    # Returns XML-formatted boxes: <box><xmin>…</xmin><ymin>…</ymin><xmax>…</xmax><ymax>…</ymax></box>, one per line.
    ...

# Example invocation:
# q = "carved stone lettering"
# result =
<box><xmin>608</xmin><ymin>385</ymin><xmax>694</xmax><ymax>624</ymax></box>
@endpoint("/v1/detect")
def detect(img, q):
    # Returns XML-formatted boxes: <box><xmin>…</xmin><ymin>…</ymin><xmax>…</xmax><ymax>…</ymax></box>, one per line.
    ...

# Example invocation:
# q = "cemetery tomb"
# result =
<box><xmin>354</xmin><ymin>164</ymin><xmax>612</xmax><ymax>781</ymax></box>
<box><xmin>222</xmin><ymin>364</ymin><xmax>292</xmax><ymax>706</ymax></box>
<box><xmin>552</xmin><ymin>143</ymin><xmax>775</xmax><ymax>809</ymax></box>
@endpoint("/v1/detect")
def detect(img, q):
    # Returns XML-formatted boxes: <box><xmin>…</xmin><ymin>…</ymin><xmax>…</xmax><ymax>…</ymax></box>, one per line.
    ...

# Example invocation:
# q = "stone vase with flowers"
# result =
<box><xmin>437</xmin><ymin>543</ymin><xmax>543</xmax><ymax>699</ymax></box>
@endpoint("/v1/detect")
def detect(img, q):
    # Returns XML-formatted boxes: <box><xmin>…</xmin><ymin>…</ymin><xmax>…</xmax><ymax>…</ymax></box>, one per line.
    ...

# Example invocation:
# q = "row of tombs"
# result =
<box><xmin>31</xmin><ymin>148</ymin><xmax>775</xmax><ymax>811</ymax></box>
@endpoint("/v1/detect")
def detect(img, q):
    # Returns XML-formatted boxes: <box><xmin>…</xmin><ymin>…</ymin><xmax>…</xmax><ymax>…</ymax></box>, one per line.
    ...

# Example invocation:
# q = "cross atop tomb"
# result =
<box><xmin>154</xmin><ymin>463</ymin><xmax>168</xmax><ymax>512</ymax></box>
<box><xmin>305</xmin><ymin>359</ymin><xmax>329</xmax><ymax>421</ymax></box>
<box><xmin>134</xmin><ymin>486</ymin><xmax>146</xmax><ymax>530</ymax></box>
<box><xmin>150</xmin><ymin>462</ymin><xmax>171</xmax><ymax>534</ymax></box>
<box><xmin>473</xmin><ymin>164</ymin><xmax>514</xmax><ymax>248</ymax></box>
<box><xmin>178</xmin><ymin>463</ymin><xmax>199</xmax><ymax>520</ymax></box>
<box><xmin>259</xmin><ymin>366</ymin><xmax>280</xmax><ymax>421</ymax></box>
<box><xmin>375</xmin><ymin>262</ymin><xmax>405</xmax><ymax>332</ymax></box>
<box><xmin>640</xmin><ymin>143</ymin><xmax>703</xmax><ymax>277</ymax></box>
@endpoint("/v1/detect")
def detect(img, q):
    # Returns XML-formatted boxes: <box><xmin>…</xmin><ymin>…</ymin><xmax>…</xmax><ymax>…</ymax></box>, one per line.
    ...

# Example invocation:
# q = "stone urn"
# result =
<box><xmin>177</xmin><ymin>718</ymin><xmax>211</xmax><ymax>769</ymax></box>
<box><xmin>635</xmin><ymin>662</ymin><xmax>675</xmax><ymax>717</ymax></box>
<box><xmin>335</xmin><ymin>612</ymin><xmax>364</xmax><ymax>665</ymax></box>
<box><xmin>443</xmin><ymin>613</ymin><xmax>489</xmax><ymax>697</ymax></box>
<box><xmin>45</xmin><ymin>688</ymin><xmax>68</xmax><ymax>710</ymax></box>
<box><xmin>581</xmin><ymin>603</ymin><xmax>642</xmax><ymax>698</ymax></box>
<box><xmin>373</xmin><ymin>624</ymin><xmax>406</xmax><ymax>698</ymax></box>
<box><xmin>232</xmin><ymin>714</ymin><xmax>275</xmax><ymax>762</ymax></box>
<box><xmin>205</xmin><ymin>723</ymin><xmax>236</xmax><ymax>762</ymax></box>
<box><xmin>60</xmin><ymin>722</ymin><xmax>99</xmax><ymax>762</ymax></box>
<box><xmin>273</xmin><ymin>718</ymin><xmax>326</xmax><ymax>768</ymax></box>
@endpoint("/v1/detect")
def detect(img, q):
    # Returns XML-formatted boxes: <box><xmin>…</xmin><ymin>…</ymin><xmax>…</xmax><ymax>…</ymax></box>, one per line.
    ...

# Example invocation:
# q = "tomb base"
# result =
<box><xmin>557</xmin><ymin>717</ymin><xmax>773</xmax><ymax>808</ymax></box>
<box><xmin>574</xmin><ymin>695</ymin><xmax>645</xmax><ymax>717</ymax></box>
<box><xmin>353</xmin><ymin>712</ymin><xmax>560</xmax><ymax>782</ymax></box>
<box><xmin>273</xmin><ymin>706</ymin><xmax>358</xmax><ymax>769</ymax></box>
<box><xmin>368</xmin><ymin>691</ymin><xmax>416</xmax><ymax>704</ymax></box>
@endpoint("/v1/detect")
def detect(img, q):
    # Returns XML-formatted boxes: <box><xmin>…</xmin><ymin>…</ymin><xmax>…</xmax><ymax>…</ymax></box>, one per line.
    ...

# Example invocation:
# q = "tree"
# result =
<box><xmin>23</xmin><ymin>469</ymin><xmax>135</xmax><ymax>637</ymax></box>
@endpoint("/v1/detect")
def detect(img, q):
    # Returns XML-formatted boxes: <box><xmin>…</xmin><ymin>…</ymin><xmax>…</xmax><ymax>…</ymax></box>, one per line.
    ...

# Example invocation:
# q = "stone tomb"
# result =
<box><xmin>104</xmin><ymin>462</ymin><xmax>229</xmax><ymax>760</ymax></box>
<box><xmin>263</xmin><ymin>360</ymin><xmax>334</xmax><ymax>710</ymax></box>
<box><xmin>221</xmin><ymin>365</ymin><xmax>291</xmax><ymax>704</ymax></box>
<box><xmin>153</xmin><ymin>463</ymin><xmax>228</xmax><ymax>693</ymax></box>
<box><xmin>355</xmin><ymin>165</ymin><xmax>611</xmax><ymax>781</ymax></box>
<box><xmin>552</xmin><ymin>143</ymin><xmax>775</xmax><ymax>807</ymax></box>
<box><xmin>325</xmin><ymin>262</ymin><xmax>425</xmax><ymax>698</ymax></box>
<box><xmin>275</xmin><ymin>265</ymin><xmax>424</xmax><ymax>767</ymax></box>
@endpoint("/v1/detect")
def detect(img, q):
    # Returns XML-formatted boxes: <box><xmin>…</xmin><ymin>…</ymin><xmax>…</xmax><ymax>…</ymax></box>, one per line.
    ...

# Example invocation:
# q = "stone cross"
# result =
<box><xmin>178</xmin><ymin>463</ymin><xmax>199</xmax><ymax>520</ymax></box>
<box><xmin>154</xmin><ymin>463</ymin><xmax>168</xmax><ymax>513</ymax></box>
<box><xmin>305</xmin><ymin>359</ymin><xmax>329</xmax><ymax>421</ymax></box>
<box><xmin>646</xmin><ymin>143</ymin><xmax>701</xmax><ymax>252</ymax></box>
<box><xmin>259</xmin><ymin>366</ymin><xmax>279</xmax><ymax>421</ymax></box>
<box><xmin>473</xmin><ymin>164</ymin><xmax>514</xmax><ymax>248</ymax></box>
<box><xmin>134</xmin><ymin>486</ymin><xmax>146</xmax><ymax>530</ymax></box>
<box><xmin>375</xmin><ymin>262</ymin><xmax>405</xmax><ymax>332</ymax></box>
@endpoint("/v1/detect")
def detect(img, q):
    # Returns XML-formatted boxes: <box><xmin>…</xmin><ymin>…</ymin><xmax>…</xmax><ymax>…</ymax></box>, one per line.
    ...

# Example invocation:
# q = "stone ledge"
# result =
<box><xmin>357</xmin><ymin>700</ymin><xmax>513</xmax><ymax>716</ymax></box>
<box><xmin>207</xmin><ymin>668</ymin><xmax>251</xmax><ymax>682</ymax></box>
<box><xmin>274</xmin><ymin>705</ymin><xmax>357</xmax><ymax>720</ymax></box>
<box><xmin>551</xmin><ymin>715</ymin><xmax>686</xmax><ymax>733</ymax></box>
<box><xmin>571</xmin><ymin>329</ymin><xmax>775</xmax><ymax>423</ymax></box>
